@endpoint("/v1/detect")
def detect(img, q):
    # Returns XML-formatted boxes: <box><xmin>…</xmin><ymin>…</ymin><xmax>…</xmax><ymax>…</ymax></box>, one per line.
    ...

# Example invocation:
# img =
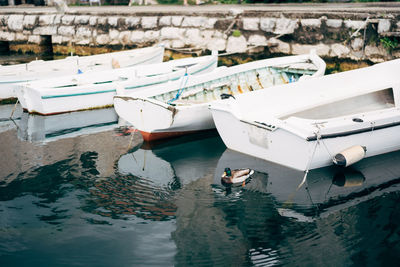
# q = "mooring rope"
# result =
<box><xmin>297</xmin><ymin>131</ymin><xmax>320</xmax><ymax>190</ymax></box>
<box><xmin>167</xmin><ymin>68</ymin><xmax>189</xmax><ymax>104</ymax></box>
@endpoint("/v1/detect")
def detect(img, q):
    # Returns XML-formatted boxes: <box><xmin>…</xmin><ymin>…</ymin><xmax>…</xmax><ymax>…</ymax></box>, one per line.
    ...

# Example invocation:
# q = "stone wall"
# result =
<box><xmin>0</xmin><ymin>8</ymin><xmax>399</xmax><ymax>62</ymax></box>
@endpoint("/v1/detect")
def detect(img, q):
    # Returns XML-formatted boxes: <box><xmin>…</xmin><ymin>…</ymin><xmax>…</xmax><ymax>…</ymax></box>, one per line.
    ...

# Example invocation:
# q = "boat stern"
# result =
<box><xmin>114</xmin><ymin>95</ymin><xmax>177</xmax><ymax>133</ymax></box>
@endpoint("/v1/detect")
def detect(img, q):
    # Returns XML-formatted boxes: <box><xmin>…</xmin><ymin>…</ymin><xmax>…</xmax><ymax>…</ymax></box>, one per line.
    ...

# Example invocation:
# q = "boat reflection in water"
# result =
<box><xmin>118</xmin><ymin>131</ymin><xmax>226</xmax><ymax>192</ymax></box>
<box><xmin>17</xmin><ymin>108</ymin><xmax>120</xmax><ymax>143</ymax></box>
<box><xmin>214</xmin><ymin>148</ymin><xmax>400</xmax><ymax>221</ymax></box>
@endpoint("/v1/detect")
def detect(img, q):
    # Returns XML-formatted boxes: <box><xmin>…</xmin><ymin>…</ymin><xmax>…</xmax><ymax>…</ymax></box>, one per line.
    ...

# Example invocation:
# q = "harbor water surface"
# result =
<box><xmin>0</xmin><ymin>103</ymin><xmax>399</xmax><ymax>266</ymax></box>
<box><xmin>0</xmin><ymin>52</ymin><xmax>400</xmax><ymax>266</ymax></box>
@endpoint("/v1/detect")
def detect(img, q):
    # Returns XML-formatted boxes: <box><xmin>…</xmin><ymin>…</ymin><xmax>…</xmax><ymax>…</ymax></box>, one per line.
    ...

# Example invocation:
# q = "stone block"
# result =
<box><xmin>0</xmin><ymin>31</ymin><xmax>15</xmax><ymax>41</ymax></box>
<box><xmin>226</xmin><ymin>35</ymin><xmax>247</xmax><ymax>54</ymax></box>
<box><xmin>207</xmin><ymin>38</ymin><xmax>226</xmax><ymax>51</ymax></box>
<box><xmin>52</xmin><ymin>35</ymin><xmax>63</xmax><ymax>44</ymax></box>
<box><xmin>8</xmin><ymin>15</ymin><xmax>24</xmax><ymax>31</ymax></box>
<box><xmin>365</xmin><ymin>45</ymin><xmax>387</xmax><ymax>58</ymax></box>
<box><xmin>248</xmin><ymin>34</ymin><xmax>267</xmax><ymax>46</ymax></box>
<box><xmin>130</xmin><ymin>30</ymin><xmax>145</xmax><ymax>43</ymax></box>
<box><xmin>89</xmin><ymin>16</ymin><xmax>98</xmax><ymax>26</ymax></box>
<box><xmin>267</xmin><ymin>37</ymin><xmax>290</xmax><ymax>54</ymax></box>
<box><xmin>301</xmin><ymin>19</ymin><xmax>321</xmax><ymax>28</ymax></box>
<box><xmin>33</xmin><ymin>26</ymin><xmax>58</xmax><ymax>35</ymax></box>
<box><xmin>96</xmin><ymin>34</ymin><xmax>110</xmax><ymax>45</ymax></box>
<box><xmin>76</xmin><ymin>39</ymin><xmax>91</xmax><ymax>45</ymax></box>
<box><xmin>141</xmin><ymin>17</ymin><xmax>158</xmax><ymax>29</ymax></box>
<box><xmin>185</xmin><ymin>28</ymin><xmax>203</xmax><ymax>45</ymax></box>
<box><xmin>378</xmin><ymin>19</ymin><xmax>391</xmax><ymax>34</ymax></box>
<box><xmin>39</xmin><ymin>15</ymin><xmax>55</xmax><ymax>26</ymax></box>
<box><xmin>75</xmin><ymin>15</ymin><xmax>90</xmax><ymax>25</ymax></box>
<box><xmin>181</xmin><ymin>17</ymin><xmax>207</xmax><ymax>28</ymax></box>
<box><xmin>61</xmin><ymin>15</ymin><xmax>75</xmax><ymax>25</ymax></box>
<box><xmin>274</xmin><ymin>18</ymin><xmax>298</xmax><ymax>35</ymax></box>
<box><xmin>54</xmin><ymin>15</ymin><xmax>62</xmax><ymax>25</ymax></box>
<box><xmin>292</xmin><ymin>43</ymin><xmax>330</xmax><ymax>56</ymax></box>
<box><xmin>213</xmin><ymin>31</ymin><xmax>225</xmax><ymax>39</ymax></box>
<box><xmin>97</xmin><ymin>17</ymin><xmax>108</xmax><ymax>26</ymax></box>
<box><xmin>260</xmin><ymin>18</ymin><xmax>276</xmax><ymax>32</ymax></box>
<box><xmin>204</xmin><ymin>18</ymin><xmax>217</xmax><ymax>29</ymax></box>
<box><xmin>23</xmin><ymin>15</ymin><xmax>37</xmax><ymax>30</ymax></box>
<box><xmin>202</xmin><ymin>30</ymin><xmax>214</xmax><ymax>40</ymax></box>
<box><xmin>160</xmin><ymin>27</ymin><xmax>182</xmax><ymax>39</ymax></box>
<box><xmin>58</xmin><ymin>26</ymin><xmax>75</xmax><ymax>36</ymax></box>
<box><xmin>119</xmin><ymin>31</ymin><xmax>132</xmax><ymax>45</ymax></box>
<box><xmin>349</xmin><ymin>50</ymin><xmax>363</xmax><ymax>61</ymax></box>
<box><xmin>330</xmin><ymin>43</ymin><xmax>350</xmax><ymax>58</ymax></box>
<box><xmin>109</xmin><ymin>29</ymin><xmax>120</xmax><ymax>41</ymax></box>
<box><xmin>326</xmin><ymin>19</ymin><xmax>342</xmax><ymax>28</ymax></box>
<box><xmin>61</xmin><ymin>36</ymin><xmax>72</xmax><ymax>43</ymax></box>
<box><xmin>351</xmin><ymin>37</ymin><xmax>364</xmax><ymax>51</ymax></box>
<box><xmin>15</xmin><ymin>33</ymin><xmax>28</xmax><ymax>41</ymax></box>
<box><xmin>171</xmin><ymin>40</ymin><xmax>185</xmax><ymax>48</ymax></box>
<box><xmin>28</xmin><ymin>35</ymin><xmax>42</xmax><ymax>44</ymax></box>
<box><xmin>108</xmin><ymin>17</ymin><xmax>120</xmax><ymax>27</ymax></box>
<box><xmin>344</xmin><ymin>20</ymin><xmax>366</xmax><ymax>30</ymax></box>
<box><xmin>243</xmin><ymin>18</ymin><xmax>260</xmax><ymax>31</ymax></box>
<box><xmin>144</xmin><ymin>30</ymin><xmax>160</xmax><ymax>41</ymax></box>
<box><xmin>76</xmin><ymin>27</ymin><xmax>92</xmax><ymax>38</ymax></box>
<box><xmin>126</xmin><ymin>17</ymin><xmax>140</xmax><ymax>28</ymax></box>
<box><xmin>159</xmin><ymin>16</ymin><xmax>171</xmax><ymax>26</ymax></box>
<box><xmin>171</xmin><ymin>16</ymin><xmax>183</xmax><ymax>27</ymax></box>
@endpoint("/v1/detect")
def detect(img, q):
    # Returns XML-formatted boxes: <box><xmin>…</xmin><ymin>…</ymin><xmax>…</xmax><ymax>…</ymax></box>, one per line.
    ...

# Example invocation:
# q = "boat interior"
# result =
<box><xmin>280</xmin><ymin>87</ymin><xmax>396</xmax><ymax>120</ymax></box>
<box><xmin>151</xmin><ymin>64</ymin><xmax>317</xmax><ymax>106</ymax></box>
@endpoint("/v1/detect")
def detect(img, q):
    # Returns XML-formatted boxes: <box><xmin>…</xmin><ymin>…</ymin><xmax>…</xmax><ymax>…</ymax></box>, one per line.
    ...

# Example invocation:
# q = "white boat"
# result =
<box><xmin>210</xmin><ymin>59</ymin><xmax>400</xmax><ymax>171</ymax></box>
<box><xmin>0</xmin><ymin>45</ymin><xmax>165</xmax><ymax>101</ymax></box>
<box><xmin>15</xmin><ymin>52</ymin><xmax>218</xmax><ymax>115</ymax></box>
<box><xmin>113</xmin><ymin>52</ymin><xmax>326</xmax><ymax>142</ymax></box>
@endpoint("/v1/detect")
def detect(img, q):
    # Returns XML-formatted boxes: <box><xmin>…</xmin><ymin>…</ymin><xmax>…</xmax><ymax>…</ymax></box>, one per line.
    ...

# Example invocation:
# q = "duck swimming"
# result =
<box><xmin>221</xmin><ymin>167</ymin><xmax>254</xmax><ymax>186</ymax></box>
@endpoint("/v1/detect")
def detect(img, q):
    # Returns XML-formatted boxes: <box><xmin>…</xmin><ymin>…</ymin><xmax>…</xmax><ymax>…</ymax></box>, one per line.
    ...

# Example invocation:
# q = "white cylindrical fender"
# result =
<box><xmin>333</xmin><ymin>145</ymin><xmax>367</xmax><ymax>167</ymax></box>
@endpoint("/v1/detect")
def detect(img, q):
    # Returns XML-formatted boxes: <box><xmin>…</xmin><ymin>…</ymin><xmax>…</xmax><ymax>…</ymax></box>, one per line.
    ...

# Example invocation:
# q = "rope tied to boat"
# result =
<box><xmin>297</xmin><ymin>133</ymin><xmax>319</xmax><ymax>190</ymax></box>
<box><xmin>167</xmin><ymin>67</ymin><xmax>189</xmax><ymax>105</ymax></box>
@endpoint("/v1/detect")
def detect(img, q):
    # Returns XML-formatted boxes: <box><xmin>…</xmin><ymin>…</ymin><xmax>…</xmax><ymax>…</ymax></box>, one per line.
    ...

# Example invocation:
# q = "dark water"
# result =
<box><xmin>0</xmin><ymin>103</ymin><xmax>399</xmax><ymax>266</ymax></box>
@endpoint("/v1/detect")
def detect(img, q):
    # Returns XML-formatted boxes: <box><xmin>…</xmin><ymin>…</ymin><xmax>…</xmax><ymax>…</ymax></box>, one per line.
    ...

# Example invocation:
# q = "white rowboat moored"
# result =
<box><xmin>210</xmin><ymin>59</ymin><xmax>400</xmax><ymax>171</ymax></box>
<box><xmin>1</xmin><ymin>45</ymin><xmax>165</xmax><ymax>101</ymax></box>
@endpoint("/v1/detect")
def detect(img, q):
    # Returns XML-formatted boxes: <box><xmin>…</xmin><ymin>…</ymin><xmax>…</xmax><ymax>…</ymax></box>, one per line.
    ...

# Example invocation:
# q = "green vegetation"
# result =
<box><xmin>380</xmin><ymin>37</ymin><xmax>399</xmax><ymax>53</ymax></box>
<box><xmin>232</xmin><ymin>30</ymin><xmax>241</xmax><ymax>37</ymax></box>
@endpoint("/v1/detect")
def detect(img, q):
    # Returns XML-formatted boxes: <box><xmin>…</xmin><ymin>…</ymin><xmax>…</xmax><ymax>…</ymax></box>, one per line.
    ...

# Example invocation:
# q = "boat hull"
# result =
<box><xmin>211</xmin><ymin>106</ymin><xmax>400</xmax><ymax>171</ymax></box>
<box><xmin>114</xmin><ymin>96</ymin><xmax>214</xmax><ymax>141</ymax></box>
